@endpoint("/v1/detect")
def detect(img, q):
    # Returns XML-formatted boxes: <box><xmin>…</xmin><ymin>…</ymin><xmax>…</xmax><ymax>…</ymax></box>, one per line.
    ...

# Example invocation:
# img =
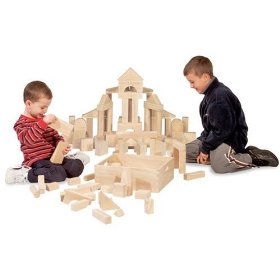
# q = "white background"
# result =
<box><xmin>0</xmin><ymin>1</ymin><xmax>279</xmax><ymax>279</ymax></box>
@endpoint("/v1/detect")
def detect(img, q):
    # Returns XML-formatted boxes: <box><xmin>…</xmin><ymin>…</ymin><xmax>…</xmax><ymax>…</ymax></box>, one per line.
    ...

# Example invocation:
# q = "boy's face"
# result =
<box><xmin>25</xmin><ymin>97</ymin><xmax>52</xmax><ymax>118</ymax></box>
<box><xmin>185</xmin><ymin>71</ymin><xmax>212</xmax><ymax>94</ymax></box>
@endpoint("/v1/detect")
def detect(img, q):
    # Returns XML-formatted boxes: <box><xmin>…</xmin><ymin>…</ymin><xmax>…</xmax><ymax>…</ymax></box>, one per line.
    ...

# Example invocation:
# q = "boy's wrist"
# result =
<box><xmin>200</xmin><ymin>146</ymin><xmax>210</xmax><ymax>155</ymax></box>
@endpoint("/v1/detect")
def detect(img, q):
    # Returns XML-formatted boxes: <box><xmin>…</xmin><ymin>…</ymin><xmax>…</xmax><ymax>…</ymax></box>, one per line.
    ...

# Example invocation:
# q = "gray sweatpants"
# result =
<box><xmin>186</xmin><ymin>139</ymin><xmax>253</xmax><ymax>174</ymax></box>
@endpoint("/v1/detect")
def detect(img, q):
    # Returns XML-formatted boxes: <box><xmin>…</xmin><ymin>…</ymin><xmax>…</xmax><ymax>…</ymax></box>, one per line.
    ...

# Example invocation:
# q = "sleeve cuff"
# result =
<box><xmin>201</xmin><ymin>146</ymin><xmax>210</xmax><ymax>155</ymax></box>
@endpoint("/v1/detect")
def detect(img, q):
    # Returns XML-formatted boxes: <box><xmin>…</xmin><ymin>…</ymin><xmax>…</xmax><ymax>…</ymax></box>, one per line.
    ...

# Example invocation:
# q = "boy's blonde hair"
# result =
<box><xmin>24</xmin><ymin>81</ymin><xmax>52</xmax><ymax>102</ymax></box>
<box><xmin>183</xmin><ymin>56</ymin><xmax>214</xmax><ymax>78</ymax></box>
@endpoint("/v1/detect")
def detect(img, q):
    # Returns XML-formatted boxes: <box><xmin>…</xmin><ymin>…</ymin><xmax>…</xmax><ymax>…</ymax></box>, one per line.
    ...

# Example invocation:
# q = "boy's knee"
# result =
<box><xmin>65</xmin><ymin>159</ymin><xmax>84</xmax><ymax>178</ymax></box>
<box><xmin>210</xmin><ymin>162</ymin><xmax>227</xmax><ymax>174</ymax></box>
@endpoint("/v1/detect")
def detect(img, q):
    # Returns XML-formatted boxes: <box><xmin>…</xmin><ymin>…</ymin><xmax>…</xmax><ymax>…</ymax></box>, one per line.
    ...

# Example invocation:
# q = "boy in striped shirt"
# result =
<box><xmin>5</xmin><ymin>81</ymin><xmax>89</xmax><ymax>184</ymax></box>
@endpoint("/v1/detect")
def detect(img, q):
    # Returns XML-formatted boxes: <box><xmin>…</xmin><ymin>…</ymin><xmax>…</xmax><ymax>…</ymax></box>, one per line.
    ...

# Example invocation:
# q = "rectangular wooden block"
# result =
<box><xmin>78</xmin><ymin>181</ymin><xmax>101</xmax><ymax>191</ymax></box>
<box><xmin>62</xmin><ymin>190</ymin><xmax>94</xmax><ymax>204</ymax></box>
<box><xmin>30</xmin><ymin>185</ymin><xmax>40</xmax><ymax>198</ymax></box>
<box><xmin>71</xmin><ymin>199</ymin><xmax>91</xmax><ymax>211</ymax></box>
<box><xmin>95</xmin><ymin>137</ymin><xmax>108</xmax><ymax>156</ymax></box>
<box><xmin>183</xmin><ymin>132</ymin><xmax>196</xmax><ymax>144</ymax></box>
<box><xmin>46</xmin><ymin>182</ymin><xmax>59</xmax><ymax>191</ymax></box>
<box><xmin>92</xmin><ymin>209</ymin><xmax>112</xmax><ymax>224</ymax></box>
<box><xmin>38</xmin><ymin>175</ymin><xmax>45</xmax><ymax>194</ymax></box>
<box><xmin>144</xmin><ymin>198</ymin><xmax>154</xmax><ymax>214</ymax></box>
<box><xmin>67</xmin><ymin>177</ymin><xmax>81</xmax><ymax>185</ymax></box>
<box><xmin>83</xmin><ymin>173</ymin><xmax>95</xmax><ymax>181</ymax></box>
<box><xmin>112</xmin><ymin>182</ymin><xmax>127</xmax><ymax>197</ymax></box>
<box><xmin>50</xmin><ymin>141</ymin><xmax>68</xmax><ymax>164</ymax></box>
<box><xmin>81</xmin><ymin>138</ymin><xmax>94</xmax><ymax>151</ymax></box>
<box><xmin>184</xmin><ymin>171</ymin><xmax>205</xmax><ymax>180</ymax></box>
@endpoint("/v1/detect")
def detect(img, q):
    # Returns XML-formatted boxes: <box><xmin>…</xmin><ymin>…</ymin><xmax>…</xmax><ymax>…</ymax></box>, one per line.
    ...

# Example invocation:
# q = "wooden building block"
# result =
<box><xmin>144</xmin><ymin>198</ymin><xmax>154</xmax><ymax>214</ymax></box>
<box><xmin>116</xmin><ymin>140</ymin><xmax>128</xmax><ymax>154</ymax></box>
<box><xmin>121</xmin><ymin>169</ymin><xmax>133</xmax><ymax>196</ymax></box>
<box><xmin>112</xmin><ymin>182</ymin><xmax>127</xmax><ymax>197</ymax></box>
<box><xmin>62</xmin><ymin>190</ymin><xmax>94</xmax><ymax>204</ymax></box>
<box><xmin>182</xmin><ymin>117</ymin><xmax>189</xmax><ymax>132</ymax></box>
<box><xmin>60</xmin><ymin>191</ymin><xmax>65</xmax><ymax>202</ymax></box>
<box><xmin>184</xmin><ymin>171</ymin><xmax>205</xmax><ymax>180</ymax></box>
<box><xmin>106</xmin><ymin>132</ymin><xmax>117</xmax><ymax>147</ymax></box>
<box><xmin>114</xmin><ymin>208</ymin><xmax>125</xmax><ymax>217</ymax></box>
<box><xmin>30</xmin><ymin>185</ymin><xmax>40</xmax><ymax>198</ymax></box>
<box><xmin>46</xmin><ymin>182</ymin><xmax>59</xmax><ymax>191</ymax></box>
<box><xmin>172</xmin><ymin>139</ymin><xmax>186</xmax><ymax>174</ymax></box>
<box><xmin>81</xmin><ymin>138</ymin><xmax>94</xmax><ymax>151</ymax></box>
<box><xmin>135</xmin><ymin>142</ymin><xmax>147</xmax><ymax>155</ymax></box>
<box><xmin>135</xmin><ymin>190</ymin><xmax>151</xmax><ymax>200</ymax></box>
<box><xmin>101</xmin><ymin>184</ymin><xmax>114</xmax><ymax>193</ymax></box>
<box><xmin>67</xmin><ymin>177</ymin><xmax>81</xmax><ymax>186</ymax></box>
<box><xmin>98</xmin><ymin>191</ymin><xmax>120</xmax><ymax>210</ymax></box>
<box><xmin>85</xmin><ymin>117</ymin><xmax>93</xmax><ymax>138</ymax></box>
<box><xmin>49</xmin><ymin>118</ymin><xmax>74</xmax><ymax>141</ymax></box>
<box><xmin>95</xmin><ymin>137</ymin><xmax>108</xmax><ymax>156</ymax></box>
<box><xmin>183</xmin><ymin>132</ymin><xmax>196</xmax><ymax>144</ymax></box>
<box><xmin>92</xmin><ymin>209</ymin><xmax>112</xmax><ymax>224</ymax></box>
<box><xmin>171</xmin><ymin>118</ymin><xmax>184</xmax><ymax>140</ymax></box>
<box><xmin>83</xmin><ymin>192</ymin><xmax>96</xmax><ymax>201</ymax></box>
<box><xmin>75</xmin><ymin>185</ymin><xmax>92</xmax><ymax>193</ymax></box>
<box><xmin>83</xmin><ymin>172</ymin><xmax>95</xmax><ymax>181</ymax></box>
<box><xmin>38</xmin><ymin>175</ymin><xmax>45</xmax><ymax>194</ymax></box>
<box><xmin>50</xmin><ymin>141</ymin><xmax>68</xmax><ymax>164</ymax></box>
<box><xmin>69</xmin><ymin>115</ymin><xmax>75</xmax><ymax>125</ymax></box>
<box><xmin>78</xmin><ymin>181</ymin><xmax>101</xmax><ymax>192</ymax></box>
<box><xmin>109</xmin><ymin>162</ymin><xmax>122</xmax><ymax>166</ymax></box>
<box><xmin>154</xmin><ymin>140</ymin><xmax>166</xmax><ymax>156</ymax></box>
<box><xmin>71</xmin><ymin>199</ymin><xmax>91</xmax><ymax>211</ymax></box>
<box><xmin>72</xmin><ymin>118</ymin><xmax>87</xmax><ymax>148</ymax></box>
<box><xmin>134</xmin><ymin>177</ymin><xmax>151</xmax><ymax>191</ymax></box>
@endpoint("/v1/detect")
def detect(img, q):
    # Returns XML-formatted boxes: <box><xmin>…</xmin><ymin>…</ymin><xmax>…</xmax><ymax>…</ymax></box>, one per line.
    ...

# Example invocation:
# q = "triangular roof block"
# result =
<box><xmin>98</xmin><ymin>94</ymin><xmax>111</xmax><ymax>106</ymax></box>
<box><xmin>97</xmin><ymin>94</ymin><xmax>113</xmax><ymax>111</ymax></box>
<box><xmin>118</xmin><ymin>68</ymin><xmax>143</xmax><ymax>82</ymax></box>
<box><xmin>82</xmin><ymin>109</ymin><xmax>98</xmax><ymax>118</ymax></box>
<box><xmin>162</xmin><ymin>110</ymin><xmax>176</xmax><ymax>119</ymax></box>
<box><xmin>143</xmin><ymin>87</ymin><xmax>154</xmax><ymax>94</ymax></box>
<box><xmin>147</xmin><ymin>94</ymin><xmax>162</xmax><ymax>105</ymax></box>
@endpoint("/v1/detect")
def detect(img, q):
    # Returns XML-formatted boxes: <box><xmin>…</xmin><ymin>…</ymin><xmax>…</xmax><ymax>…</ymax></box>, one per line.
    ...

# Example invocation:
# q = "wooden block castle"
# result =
<box><xmin>69</xmin><ymin>68</ymin><xmax>196</xmax><ymax>156</ymax></box>
<box><xmin>60</xmin><ymin>68</ymin><xmax>204</xmax><ymax>195</ymax></box>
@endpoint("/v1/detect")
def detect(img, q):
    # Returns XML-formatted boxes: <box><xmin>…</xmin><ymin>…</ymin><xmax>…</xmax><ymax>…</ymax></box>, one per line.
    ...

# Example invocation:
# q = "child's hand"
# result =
<box><xmin>196</xmin><ymin>152</ymin><xmax>210</xmax><ymax>165</ymax></box>
<box><xmin>43</xmin><ymin>114</ymin><xmax>57</xmax><ymax>124</ymax></box>
<box><xmin>62</xmin><ymin>144</ymin><xmax>72</xmax><ymax>155</ymax></box>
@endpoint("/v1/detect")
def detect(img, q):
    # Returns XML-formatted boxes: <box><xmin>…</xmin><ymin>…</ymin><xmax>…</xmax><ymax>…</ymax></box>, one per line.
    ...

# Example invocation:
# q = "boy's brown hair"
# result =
<box><xmin>183</xmin><ymin>56</ymin><xmax>214</xmax><ymax>78</ymax></box>
<box><xmin>23</xmin><ymin>81</ymin><xmax>52</xmax><ymax>102</ymax></box>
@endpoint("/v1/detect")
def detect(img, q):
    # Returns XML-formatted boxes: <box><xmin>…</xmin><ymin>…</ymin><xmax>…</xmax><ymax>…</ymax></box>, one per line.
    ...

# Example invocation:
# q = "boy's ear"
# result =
<box><xmin>25</xmin><ymin>100</ymin><xmax>32</xmax><ymax>107</ymax></box>
<box><xmin>202</xmin><ymin>73</ymin><xmax>211</xmax><ymax>80</ymax></box>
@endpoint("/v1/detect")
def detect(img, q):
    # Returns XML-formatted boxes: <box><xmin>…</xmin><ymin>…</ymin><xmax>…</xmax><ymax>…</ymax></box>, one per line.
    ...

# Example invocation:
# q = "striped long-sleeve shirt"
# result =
<box><xmin>14</xmin><ymin>115</ymin><xmax>64</xmax><ymax>166</ymax></box>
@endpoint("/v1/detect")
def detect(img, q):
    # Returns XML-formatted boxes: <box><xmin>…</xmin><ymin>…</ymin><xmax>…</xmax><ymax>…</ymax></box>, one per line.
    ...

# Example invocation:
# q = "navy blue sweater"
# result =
<box><xmin>198</xmin><ymin>77</ymin><xmax>248</xmax><ymax>154</ymax></box>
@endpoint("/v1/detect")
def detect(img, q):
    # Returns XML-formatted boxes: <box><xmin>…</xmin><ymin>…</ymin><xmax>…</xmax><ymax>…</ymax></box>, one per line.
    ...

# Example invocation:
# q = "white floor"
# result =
<box><xmin>1</xmin><ymin>150</ymin><xmax>279</xmax><ymax>280</ymax></box>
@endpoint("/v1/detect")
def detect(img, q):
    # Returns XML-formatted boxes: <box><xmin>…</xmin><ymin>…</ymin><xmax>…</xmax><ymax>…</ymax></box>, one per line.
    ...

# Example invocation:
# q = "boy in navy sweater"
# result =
<box><xmin>183</xmin><ymin>56</ymin><xmax>278</xmax><ymax>173</ymax></box>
